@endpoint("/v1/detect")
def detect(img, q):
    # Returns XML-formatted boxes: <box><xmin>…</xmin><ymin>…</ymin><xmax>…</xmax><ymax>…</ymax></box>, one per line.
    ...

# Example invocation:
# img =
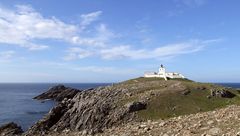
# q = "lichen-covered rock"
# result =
<box><xmin>0</xmin><ymin>122</ymin><xmax>23</xmax><ymax>136</ymax></box>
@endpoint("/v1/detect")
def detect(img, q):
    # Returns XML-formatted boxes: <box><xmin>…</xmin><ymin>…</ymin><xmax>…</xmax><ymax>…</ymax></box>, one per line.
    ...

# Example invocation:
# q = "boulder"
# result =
<box><xmin>210</xmin><ymin>89</ymin><xmax>235</xmax><ymax>98</ymax></box>
<box><xmin>181</xmin><ymin>90</ymin><xmax>191</xmax><ymax>95</ymax></box>
<box><xmin>219</xmin><ymin>90</ymin><xmax>236</xmax><ymax>98</ymax></box>
<box><xmin>126</xmin><ymin>101</ymin><xmax>147</xmax><ymax>112</ymax></box>
<box><xmin>0</xmin><ymin>122</ymin><xmax>23</xmax><ymax>136</ymax></box>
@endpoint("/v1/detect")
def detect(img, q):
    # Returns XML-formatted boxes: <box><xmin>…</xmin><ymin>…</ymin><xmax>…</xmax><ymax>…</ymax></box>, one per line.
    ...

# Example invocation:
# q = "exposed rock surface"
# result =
<box><xmin>33</xmin><ymin>85</ymin><xmax>80</xmax><ymax>102</ymax></box>
<box><xmin>210</xmin><ymin>88</ymin><xmax>236</xmax><ymax>98</ymax></box>
<box><xmin>126</xmin><ymin>101</ymin><xmax>147</xmax><ymax>113</ymax></box>
<box><xmin>0</xmin><ymin>122</ymin><xmax>23</xmax><ymax>136</ymax></box>
<box><xmin>25</xmin><ymin>103</ymin><xmax>68</xmax><ymax>136</ymax></box>
<box><xmin>25</xmin><ymin>86</ymin><xmax>137</xmax><ymax>135</ymax></box>
<box><xmin>94</xmin><ymin>105</ymin><xmax>240</xmax><ymax>136</ymax></box>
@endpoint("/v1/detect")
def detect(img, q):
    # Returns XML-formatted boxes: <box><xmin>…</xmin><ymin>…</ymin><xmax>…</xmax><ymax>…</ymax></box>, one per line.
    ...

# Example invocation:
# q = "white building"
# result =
<box><xmin>144</xmin><ymin>65</ymin><xmax>185</xmax><ymax>80</ymax></box>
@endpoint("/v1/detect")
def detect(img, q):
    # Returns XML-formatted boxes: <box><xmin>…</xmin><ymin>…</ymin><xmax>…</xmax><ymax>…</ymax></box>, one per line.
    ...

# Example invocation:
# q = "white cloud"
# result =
<box><xmin>63</xmin><ymin>47</ymin><xmax>93</xmax><ymax>60</ymax></box>
<box><xmin>0</xmin><ymin>50</ymin><xmax>15</xmax><ymax>60</ymax></box>
<box><xmin>64</xmin><ymin>39</ymin><xmax>217</xmax><ymax>60</ymax></box>
<box><xmin>20</xmin><ymin>43</ymin><xmax>49</xmax><ymax>51</ymax></box>
<box><xmin>80</xmin><ymin>11</ymin><xmax>102</xmax><ymax>29</ymax></box>
<box><xmin>71</xmin><ymin>66</ymin><xmax>114</xmax><ymax>73</ymax></box>
<box><xmin>0</xmin><ymin>4</ymin><xmax>217</xmax><ymax>62</ymax></box>
<box><xmin>201</xmin><ymin>38</ymin><xmax>223</xmax><ymax>44</ymax></box>
<box><xmin>70</xmin><ymin>65</ymin><xmax>138</xmax><ymax>75</ymax></box>
<box><xmin>0</xmin><ymin>5</ymin><xmax>106</xmax><ymax>50</ymax></box>
<box><xmin>175</xmin><ymin>0</ymin><xmax>206</xmax><ymax>7</ymax></box>
<box><xmin>0</xmin><ymin>5</ymin><xmax>77</xmax><ymax>50</ymax></box>
<box><xmin>70</xmin><ymin>24</ymin><xmax>114</xmax><ymax>47</ymax></box>
<box><xmin>169</xmin><ymin>0</ymin><xmax>207</xmax><ymax>17</ymax></box>
<box><xmin>31</xmin><ymin>61</ymin><xmax>136</xmax><ymax>74</ymax></box>
<box><xmin>100</xmin><ymin>40</ymin><xmax>204</xmax><ymax>60</ymax></box>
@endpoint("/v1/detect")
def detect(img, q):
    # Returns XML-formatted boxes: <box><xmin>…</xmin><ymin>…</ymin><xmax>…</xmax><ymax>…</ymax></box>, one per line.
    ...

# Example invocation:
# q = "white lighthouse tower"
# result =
<box><xmin>158</xmin><ymin>64</ymin><xmax>167</xmax><ymax>80</ymax></box>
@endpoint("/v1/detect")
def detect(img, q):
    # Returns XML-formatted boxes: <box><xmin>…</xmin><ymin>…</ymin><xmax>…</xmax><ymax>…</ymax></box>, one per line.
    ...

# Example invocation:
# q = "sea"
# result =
<box><xmin>0</xmin><ymin>83</ymin><xmax>110</xmax><ymax>130</ymax></box>
<box><xmin>0</xmin><ymin>83</ymin><xmax>239</xmax><ymax>131</ymax></box>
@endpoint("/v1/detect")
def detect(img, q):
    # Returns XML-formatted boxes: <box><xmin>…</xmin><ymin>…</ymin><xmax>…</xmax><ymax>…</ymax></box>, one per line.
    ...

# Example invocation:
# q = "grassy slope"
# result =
<box><xmin>120</xmin><ymin>77</ymin><xmax>240</xmax><ymax>120</ymax></box>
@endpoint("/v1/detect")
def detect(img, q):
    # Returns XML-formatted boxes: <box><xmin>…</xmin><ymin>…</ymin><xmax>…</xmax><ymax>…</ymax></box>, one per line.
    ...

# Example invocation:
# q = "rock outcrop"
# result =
<box><xmin>125</xmin><ymin>101</ymin><xmax>147</xmax><ymax>112</ymax></box>
<box><xmin>33</xmin><ymin>85</ymin><xmax>80</xmax><ymax>102</ymax></box>
<box><xmin>25</xmin><ymin>103</ymin><xmax>68</xmax><ymax>136</ymax></box>
<box><xmin>210</xmin><ymin>88</ymin><xmax>236</xmax><ymax>98</ymax></box>
<box><xmin>26</xmin><ymin>86</ymin><xmax>137</xmax><ymax>135</ymax></box>
<box><xmin>0</xmin><ymin>122</ymin><xmax>23</xmax><ymax>136</ymax></box>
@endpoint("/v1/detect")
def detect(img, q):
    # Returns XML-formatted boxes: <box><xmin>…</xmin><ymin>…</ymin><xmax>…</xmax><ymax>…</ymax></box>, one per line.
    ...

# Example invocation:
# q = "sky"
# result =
<box><xmin>0</xmin><ymin>0</ymin><xmax>240</xmax><ymax>83</ymax></box>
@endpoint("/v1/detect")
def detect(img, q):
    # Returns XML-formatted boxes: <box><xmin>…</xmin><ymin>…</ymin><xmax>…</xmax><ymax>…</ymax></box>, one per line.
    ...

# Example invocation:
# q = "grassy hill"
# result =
<box><xmin>119</xmin><ymin>77</ymin><xmax>240</xmax><ymax>120</ymax></box>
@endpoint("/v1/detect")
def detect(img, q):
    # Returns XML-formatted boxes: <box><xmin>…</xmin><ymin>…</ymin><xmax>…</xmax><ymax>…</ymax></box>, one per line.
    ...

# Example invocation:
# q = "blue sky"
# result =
<box><xmin>0</xmin><ymin>0</ymin><xmax>240</xmax><ymax>83</ymax></box>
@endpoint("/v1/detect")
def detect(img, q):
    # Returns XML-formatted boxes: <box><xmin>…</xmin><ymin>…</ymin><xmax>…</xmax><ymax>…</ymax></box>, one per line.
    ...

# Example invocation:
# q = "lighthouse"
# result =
<box><xmin>158</xmin><ymin>64</ymin><xmax>167</xmax><ymax>80</ymax></box>
<box><xmin>144</xmin><ymin>64</ymin><xmax>185</xmax><ymax>80</ymax></box>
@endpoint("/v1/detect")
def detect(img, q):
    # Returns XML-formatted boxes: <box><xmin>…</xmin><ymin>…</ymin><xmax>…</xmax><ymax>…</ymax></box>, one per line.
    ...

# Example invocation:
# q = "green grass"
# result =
<box><xmin>122</xmin><ymin>77</ymin><xmax>165</xmax><ymax>84</ymax></box>
<box><xmin>123</xmin><ymin>77</ymin><xmax>192</xmax><ymax>84</ymax></box>
<box><xmin>137</xmin><ymin>88</ymin><xmax>240</xmax><ymax>120</ymax></box>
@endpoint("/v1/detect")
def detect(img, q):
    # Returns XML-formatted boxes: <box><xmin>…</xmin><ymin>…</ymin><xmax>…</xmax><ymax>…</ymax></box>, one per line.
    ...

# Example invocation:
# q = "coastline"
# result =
<box><xmin>0</xmin><ymin>80</ymin><xmax>240</xmax><ymax>134</ymax></box>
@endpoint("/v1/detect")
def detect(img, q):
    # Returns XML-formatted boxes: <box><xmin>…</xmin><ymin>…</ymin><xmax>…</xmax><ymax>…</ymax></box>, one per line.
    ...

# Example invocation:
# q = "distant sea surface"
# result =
<box><xmin>0</xmin><ymin>83</ymin><xmax>110</xmax><ymax>130</ymax></box>
<box><xmin>217</xmin><ymin>83</ymin><xmax>240</xmax><ymax>89</ymax></box>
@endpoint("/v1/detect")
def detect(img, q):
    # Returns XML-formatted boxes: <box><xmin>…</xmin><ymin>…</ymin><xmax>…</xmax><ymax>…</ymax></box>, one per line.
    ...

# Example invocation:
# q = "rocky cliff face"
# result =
<box><xmin>0</xmin><ymin>122</ymin><xmax>23</xmax><ymax>136</ymax></box>
<box><xmin>25</xmin><ymin>85</ymin><xmax>143</xmax><ymax>135</ymax></box>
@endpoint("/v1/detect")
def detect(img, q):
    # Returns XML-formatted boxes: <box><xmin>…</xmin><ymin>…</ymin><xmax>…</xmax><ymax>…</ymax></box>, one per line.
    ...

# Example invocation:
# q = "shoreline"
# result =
<box><xmin>0</xmin><ymin>80</ymin><xmax>240</xmax><ymax>134</ymax></box>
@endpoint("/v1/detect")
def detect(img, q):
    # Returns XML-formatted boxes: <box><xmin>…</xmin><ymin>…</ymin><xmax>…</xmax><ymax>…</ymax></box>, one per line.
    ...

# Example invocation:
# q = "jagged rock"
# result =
<box><xmin>219</xmin><ymin>90</ymin><xmax>236</xmax><ymax>98</ymax></box>
<box><xmin>33</xmin><ymin>85</ymin><xmax>80</xmax><ymax>101</ymax></box>
<box><xmin>26</xmin><ymin>86</ymin><xmax>136</xmax><ymax>135</ymax></box>
<box><xmin>25</xmin><ymin>103</ymin><xmax>68</xmax><ymax>135</ymax></box>
<box><xmin>126</xmin><ymin>101</ymin><xmax>147</xmax><ymax>113</ymax></box>
<box><xmin>210</xmin><ymin>89</ymin><xmax>215</xmax><ymax>96</ymax></box>
<box><xmin>210</xmin><ymin>89</ymin><xmax>235</xmax><ymax>98</ymax></box>
<box><xmin>0</xmin><ymin>122</ymin><xmax>23</xmax><ymax>136</ymax></box>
